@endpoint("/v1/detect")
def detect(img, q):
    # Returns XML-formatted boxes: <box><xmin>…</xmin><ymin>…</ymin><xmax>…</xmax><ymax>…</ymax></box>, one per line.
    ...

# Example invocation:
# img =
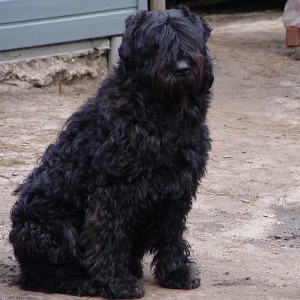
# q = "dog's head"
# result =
<box><xmin>118</xmin><ymin>6</ymin><xmax>213</xmax><ymax>108</ymax></box>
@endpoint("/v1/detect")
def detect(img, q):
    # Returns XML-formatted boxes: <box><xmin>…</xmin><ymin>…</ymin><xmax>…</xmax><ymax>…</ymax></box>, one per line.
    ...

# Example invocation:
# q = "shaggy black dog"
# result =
<box><xmin>9</xmin><ymin>6</ymin><xmax>213</xmax><ymax>299</ymax></box>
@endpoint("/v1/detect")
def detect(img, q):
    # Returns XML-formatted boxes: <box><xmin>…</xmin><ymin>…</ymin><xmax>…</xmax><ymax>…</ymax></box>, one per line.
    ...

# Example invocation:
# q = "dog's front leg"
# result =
<box><xmin>79</xmin><ymin>196</ymin><xmax>144</xmax><ymax>299</ymax></box>
<box><xmin>152</xmin><ymin>205</ymin><xmax>201</xmax><ymax>290</ymax></box>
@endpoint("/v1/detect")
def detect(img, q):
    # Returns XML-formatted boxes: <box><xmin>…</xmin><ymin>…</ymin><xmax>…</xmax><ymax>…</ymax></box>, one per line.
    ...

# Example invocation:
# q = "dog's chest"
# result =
<box><xmin>128</xmin><ymin>119</ymin><xmax>201</xmax><ymax>172</ymax></box>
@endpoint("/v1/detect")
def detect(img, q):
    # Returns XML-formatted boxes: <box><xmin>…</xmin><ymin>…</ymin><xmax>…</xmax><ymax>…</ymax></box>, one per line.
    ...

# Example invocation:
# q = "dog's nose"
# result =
<box><xmin>175</xmin><ymin>60</ymin><xmax>190</xmax><ymax>76</ymax></box>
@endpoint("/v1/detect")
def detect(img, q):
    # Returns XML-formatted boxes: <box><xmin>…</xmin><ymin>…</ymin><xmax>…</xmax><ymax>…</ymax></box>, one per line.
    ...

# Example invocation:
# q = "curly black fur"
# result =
<box><xmin>9</xmin><ymin>6</ymin><xmax>213</xmax><ymax>299</ymax></box>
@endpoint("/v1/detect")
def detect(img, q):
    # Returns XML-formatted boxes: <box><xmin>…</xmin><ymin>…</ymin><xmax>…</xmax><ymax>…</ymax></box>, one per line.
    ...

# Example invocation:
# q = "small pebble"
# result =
<box><xmin>0</xmin><ymin>132</ymin><xmax>13</xmax><ymax>137</ymax></box>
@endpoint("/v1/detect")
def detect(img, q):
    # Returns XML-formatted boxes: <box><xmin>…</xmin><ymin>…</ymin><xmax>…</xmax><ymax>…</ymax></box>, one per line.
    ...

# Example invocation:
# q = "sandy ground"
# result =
<box><xmin>0</xmin><ymin>11</ymin><xmax>299</xmax><ymax>299</ymax></box>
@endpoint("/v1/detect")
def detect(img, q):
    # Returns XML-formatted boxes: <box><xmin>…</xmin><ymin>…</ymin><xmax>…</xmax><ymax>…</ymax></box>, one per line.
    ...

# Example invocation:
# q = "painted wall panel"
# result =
<box><xmin>0</xmin><ymin>0</ymin><xmax>147</xmax><ymax>51</ymax></box>
<box><xmin>0</xmin><ymin>0</ymin><xmax>138</xmax><ymax>24</ymax></box>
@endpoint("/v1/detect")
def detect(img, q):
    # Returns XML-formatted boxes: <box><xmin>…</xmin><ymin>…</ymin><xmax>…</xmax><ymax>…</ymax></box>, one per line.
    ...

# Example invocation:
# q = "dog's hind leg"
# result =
<box><xmin>9</xmin><ymin>219</ymin><xmax>93</xmax><ymax>295</ymax></box>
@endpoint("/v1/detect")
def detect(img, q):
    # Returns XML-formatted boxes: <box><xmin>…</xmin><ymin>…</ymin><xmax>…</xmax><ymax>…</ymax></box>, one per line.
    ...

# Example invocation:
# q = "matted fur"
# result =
<box><xmin>9</xmin><ymin>6</ymin><xmax>213</xmax><ymax>299</ymax></box>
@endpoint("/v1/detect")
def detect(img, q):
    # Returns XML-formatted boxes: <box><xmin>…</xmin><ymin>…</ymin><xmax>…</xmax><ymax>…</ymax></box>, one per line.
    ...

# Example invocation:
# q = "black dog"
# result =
<box><xmin>9</xmin><ymin>6</ymin><xmax>213</xmax><ymax>299</ymax></box>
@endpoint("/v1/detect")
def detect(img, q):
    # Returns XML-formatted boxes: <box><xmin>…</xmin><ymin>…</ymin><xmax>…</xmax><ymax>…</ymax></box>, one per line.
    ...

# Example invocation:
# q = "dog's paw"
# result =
<box><xmin>158</xmin><ymin>264</ymin><xmax>201</xmax><ymax>290</ymax></box>
<box><xmin>108</xmin><ymin>277</ymin><xmax>144</xmax><ymax>299</ymax></box>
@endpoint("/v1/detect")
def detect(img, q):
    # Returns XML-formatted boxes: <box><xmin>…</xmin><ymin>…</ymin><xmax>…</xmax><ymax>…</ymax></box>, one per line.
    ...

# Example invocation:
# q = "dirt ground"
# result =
<box><xmin>0</xmin><ymin>11</ymin><xmax>299</xmax><ymax>300</ymax></box>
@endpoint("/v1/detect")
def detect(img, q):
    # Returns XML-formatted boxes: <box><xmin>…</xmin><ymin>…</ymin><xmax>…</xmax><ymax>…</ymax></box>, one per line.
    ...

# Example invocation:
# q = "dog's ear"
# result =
<box><xmin>197</xmin><ymin>16</ymin><xmax>212</xmax><ymax>44</ymax></box>
<box><xmin>118</xmin><ymin>15</ymin><xmax>137</xmax><ymax>61</ymax></box>
<box><xmin>118</xmin><ymin>11</ymin><xmax>147</xmax><ymax>62</ymax></box>
<box><xmin>176</xmin><ymin>6</ymin><xmax>212</xmax><ymax>44</ymax></box>
<box><xmin>176</xmin><ymin>5</ymin><xmax>193</xmax><ymax>18</ymax></box>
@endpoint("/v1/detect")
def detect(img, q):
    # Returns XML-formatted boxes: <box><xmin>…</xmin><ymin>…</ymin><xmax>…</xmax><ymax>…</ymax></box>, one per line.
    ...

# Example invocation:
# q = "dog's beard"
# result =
<box><xmin>179</xmin><ymin>84</ymin><xmax>188</xmax><ymax>112</ymax></box>
<box><xmin>154</xmin><ymin>74</ymin><xmax>199</xmax><ymax>112</ymax></box>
